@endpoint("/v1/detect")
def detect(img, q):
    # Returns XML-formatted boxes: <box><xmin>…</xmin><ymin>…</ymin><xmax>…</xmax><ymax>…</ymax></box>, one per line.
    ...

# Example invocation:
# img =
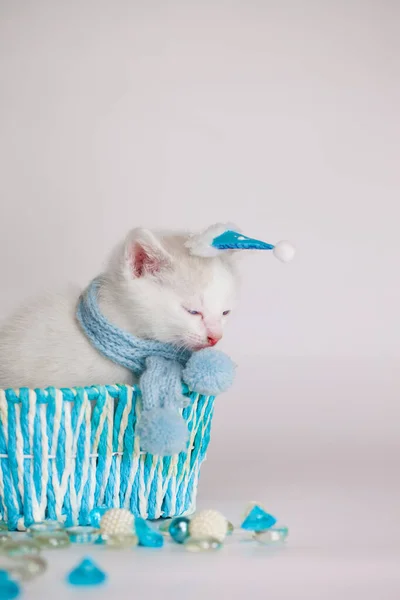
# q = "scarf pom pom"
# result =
<box><xmin>182</xmin><ymin>348</ymin><xmax>236</xmax><ymax>395</ymax></box>
<box><xmin>136</xmin><ymin>408</ymin><xmax>189</xmax><ymax>456</ymax></box>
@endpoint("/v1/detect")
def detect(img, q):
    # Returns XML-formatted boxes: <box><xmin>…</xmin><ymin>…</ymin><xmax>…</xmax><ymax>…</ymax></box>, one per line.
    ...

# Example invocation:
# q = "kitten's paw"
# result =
<box><xmin>136</xmin><ymin>408</ymin><xmax>189</xmax><ymax>456</ymax></box>
<box><xmin>182</xmin><ymin>348</ymin><xmax>236</xmax><ymax>395</ymax></box>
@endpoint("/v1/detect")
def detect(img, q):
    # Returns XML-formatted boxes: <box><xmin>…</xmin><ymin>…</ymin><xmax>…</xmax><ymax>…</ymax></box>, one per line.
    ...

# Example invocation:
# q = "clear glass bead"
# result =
<box><xmin>67</xmin><ymin>558</ymin><xmax>106</xmax><ymax>587</ymax></box>
<box><xmin>3</xmin><ymin>539</ymin><xmax>41</xmax><ymax>557</ymax></box>
<box><xmin>227</xmin><ymin>521</ymin><xmax>234</xmax><ymax>535</ymax></box>
<box><xmin>253</xmin><ymin>527</ymin><xmax>289</xmax><ymax>545</ymax></box>
<box><xmin>66</xmin><ymin>526</ymin><xmax>100</xmax><ymax>544</ymax></box>
<box><xmin>34</xmin><ymin>531</ymin><xmax>70</xmax><ymax>549</ymax></box>
<box><xmin>158</xmin><ymin>519</ymin><xmax>173</xmax><ymax>534</ymax></box>
<box><xmin>101</xmin><ymin>533</ymin><xmax>138</xmax><ymax>549</ymax></box>
<box><xmin>184</xmin><ymin>537</ymin><xmax>222</xmax><ymax>552</ymax></box>
<box><xmin>28</xmin><ymin>521</ymin><xmax>63</xmax><ymax>537</ymax></box>
<box><xmin>169</xmin><ymin>517</ymin><xmax>190</xmax><ymax>544</ymax></box>
<box><xmin>0</xmin><ymin>532</ymin><xmax>11</xmax><ymax>547</ymax></box>
<box><xmin>5</xmin><ymin>556</ymin><xmax>47</xmax><ymax>581</ymax></box>
<box><xmin>0</xmin><ymin>522</ymin><xmax>8</xmax><ymax>532</ymax></box>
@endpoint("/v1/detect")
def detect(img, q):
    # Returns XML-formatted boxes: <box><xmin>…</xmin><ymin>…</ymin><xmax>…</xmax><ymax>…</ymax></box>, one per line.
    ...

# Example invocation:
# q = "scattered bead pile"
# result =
<box><xmin>0</xmin><ymin>503</ymin><xmax>288</xmax><ymax>592</ymax></box>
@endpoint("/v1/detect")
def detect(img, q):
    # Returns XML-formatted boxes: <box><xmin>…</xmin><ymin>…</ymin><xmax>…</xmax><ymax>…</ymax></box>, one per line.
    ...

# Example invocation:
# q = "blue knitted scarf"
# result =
<box><xmin>76</xmin><ymin>278</ymin><xmax>235</xmax><ymax>455</ymax></box>
<box><xmin>76</xmin><ymin>278</ymin><xmax>191</xmax><ymax>379</ymax></box>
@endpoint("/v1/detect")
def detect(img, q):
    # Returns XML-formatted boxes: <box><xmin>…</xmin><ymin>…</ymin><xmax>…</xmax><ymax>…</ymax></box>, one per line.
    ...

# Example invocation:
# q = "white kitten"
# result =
<box><xmin>0</xmin><ymin>228</ymin><xmax>238</xmax><ymax>389</ymax></box>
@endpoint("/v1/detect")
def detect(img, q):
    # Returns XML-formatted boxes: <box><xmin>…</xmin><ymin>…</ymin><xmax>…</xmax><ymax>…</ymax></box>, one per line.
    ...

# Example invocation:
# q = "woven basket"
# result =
<box><xmin>0</xmin><ymin>385</ymin><xmax>215</xmax><ymax>530</ymax></box>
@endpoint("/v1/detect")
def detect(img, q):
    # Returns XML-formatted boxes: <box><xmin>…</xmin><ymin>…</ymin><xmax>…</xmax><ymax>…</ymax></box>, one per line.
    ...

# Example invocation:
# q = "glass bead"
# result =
<box><xmin>101</xmin><ymin>533</ymin><xmax>138</xmax><ymax>549</ymax></box>
<box><xmin>0</xmin><ymin>569</ymin><xmax>21</xmax><ymax>599</ymax></box>
<box><xmin>66</xmin><ymin>526</ymin><xmax>100</xmax><ymax>544</ymax></box>
<box><xmin>4</xmin><ymin>539</ymin><xmax>41</xmax><ymax>557</ymax></box>
<box><xmin>88</xmin><ymin>507</ymin><xmax>108</xmax><ymax>529</ymax></box>
<box><xmin>34</xmin><ymin>530</ymin><xmax>71</xmax><ymax>549</ymax></box>
<box><xmin>0</xmin><ymin>521</ymin><xmax>8</xmax><ymax>532</ymax></box>
<box><xmin>67</xmin><ymin>557</ymin><xmax>107</xmax><ymax>586</ymax></box>
<box><xmin>158</xmin><ymin>519</ymin><xmax>173</xmax><ymax>534</ymax></box>
<box><xmin>240</xmin><ymin>505</ymin><xmax>277</xmax><ymax>532</ymax></box>
<box><xmin>28</xmin><ymin>521</ymin><xmax>63</xmax><ymax>537</ymax></box>
<box><xmin>184</xmin><ymin>537</ymin><xmax>222</xmax><ymax>552</ymax></box>
<box><xmin>169</xmin><ymin>517</ymin><xmax>190</xmax><ymax>544</ymax></box>
<box><xmin>227</xmin><ymin>521</ymin><xmax>234</xmax><ymax>535</ymax></box>
<box><xmin>0</xmin><ymin>532</ymin><xmax>11</xmax><ymax>547</ymax></box>
<box><xmin>253</xmin><ymin>526</ymin><xmax>289</xmax><ymax>545</ymax></box>
<box><xmin>135</xmin><ymin>518</ymin><xmax>163</xmax><ymax>548</ymax></box>
<box><xmin>6</xmin><ymin>556</ymin><xmax>47</xmax><ymax>582</ymax></box>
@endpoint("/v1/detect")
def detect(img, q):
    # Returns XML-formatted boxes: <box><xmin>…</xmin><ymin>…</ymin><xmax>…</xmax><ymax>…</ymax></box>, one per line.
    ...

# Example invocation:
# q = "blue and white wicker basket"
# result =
<box><xmin>0</xmin><ymin>384</ymin><xmax>215</xmax><ymax>530</ymax></box>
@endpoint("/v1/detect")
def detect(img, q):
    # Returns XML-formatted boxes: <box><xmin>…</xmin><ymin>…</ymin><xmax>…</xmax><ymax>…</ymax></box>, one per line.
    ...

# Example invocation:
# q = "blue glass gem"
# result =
<box><xmin>67</xmin><ymin>557</ymin><xmax>107</xmax><ymax>587</ymax></box>
<box><xmin>169</xmin><ymin>517</ymin><xmax>190</xmax><ymax>544</ymax></box>
<box><xmin>240</xmin><ymin>506</ymin><xmax>277</xmax><ymax>531</ymax></box>
<box><xmin>0</xmin><ymin>570</ymin><xmax>21</xmax><ymax>599</ymax></box>
<box><xmin>134</xmin><ymin>518</ymin><xmax>164</xmax><ymax>548</ymax></box>
<box><xmin>212</xmin><ymin>230</ymin><xmax>275</xmax><ymax>251</ymax></box>
<box><xmin>89</xmin><ymin>507</ymin><xmax>109</xmax><ymax>528</ymax></box>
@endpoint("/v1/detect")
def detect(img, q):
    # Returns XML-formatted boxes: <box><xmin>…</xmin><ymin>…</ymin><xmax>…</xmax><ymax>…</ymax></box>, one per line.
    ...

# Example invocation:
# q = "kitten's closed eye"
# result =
<box><xmin>184</xmin><ymin>306</ymin><xmax>231</xmax><ymax>317</ymax></box>
<box><xmin>184</xmin><ymin>307</ymin><xmax>202</xmax><ymax>316</ymax></box>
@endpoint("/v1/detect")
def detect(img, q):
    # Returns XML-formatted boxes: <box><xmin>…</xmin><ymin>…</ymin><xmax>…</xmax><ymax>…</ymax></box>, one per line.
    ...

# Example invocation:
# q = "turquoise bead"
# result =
<box><xmin>88</xmin><ymin>507</ymin><xmax>109</xmax><ymax>529</ymax></box>
<box><xmin>240</xmin><ymin>506</ymin><xmax>277</xmax><ymax>532</ymax></box>
<box><xmin>67</xmin><ymin>557</ymin><xmax>107</xmax><ymax>586</ymax></box>
<box><xmin>135</xmin><ymin>518</ymin><xmax>164</xmax><ymax>548</ymax></box>
<box><xmin>0</xmin><ymin>570</ymin><xmax>21</xmax><ymax>599</ymax></box>
<box><xmin>169</xmin><ymin>517</ymin><xmax>190</xmax><ymax>544</ymax></box>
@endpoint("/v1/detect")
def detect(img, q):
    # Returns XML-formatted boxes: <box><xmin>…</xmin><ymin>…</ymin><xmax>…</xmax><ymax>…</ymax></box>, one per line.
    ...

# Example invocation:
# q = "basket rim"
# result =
<box><xmin>0</xmin><ymin>383</ymin><xmax>206</xmax><ymax>403</ymax></box>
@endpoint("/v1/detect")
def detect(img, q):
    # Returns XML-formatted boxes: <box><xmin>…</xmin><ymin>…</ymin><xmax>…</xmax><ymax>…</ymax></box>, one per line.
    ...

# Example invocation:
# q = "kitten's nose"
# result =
<box><xmin>207</xmin><ymin>335</ymin><xmax>221</xmax><ymax>347</ymax></box>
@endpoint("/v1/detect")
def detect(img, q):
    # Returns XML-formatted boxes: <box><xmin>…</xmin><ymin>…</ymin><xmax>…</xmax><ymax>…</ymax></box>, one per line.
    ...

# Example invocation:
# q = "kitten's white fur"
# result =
<box><xmin>0</xmin><ymin>228</ymin><xmax>238</xmax><ymax>389</ymax></box>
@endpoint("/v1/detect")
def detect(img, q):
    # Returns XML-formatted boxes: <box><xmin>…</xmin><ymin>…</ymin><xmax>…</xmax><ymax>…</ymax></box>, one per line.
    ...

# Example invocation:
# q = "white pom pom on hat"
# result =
<box><xmin>272</xmin><ymin>240</ymin><xmax>296</xmax><ymax>263</ymax></box>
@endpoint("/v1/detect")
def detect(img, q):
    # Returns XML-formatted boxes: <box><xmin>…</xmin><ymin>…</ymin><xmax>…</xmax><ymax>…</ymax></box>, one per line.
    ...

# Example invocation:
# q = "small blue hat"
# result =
<box><xmin>185</xmin><ymin>223</ymin><xmax>295</xmax><ymax>262</ymax></box>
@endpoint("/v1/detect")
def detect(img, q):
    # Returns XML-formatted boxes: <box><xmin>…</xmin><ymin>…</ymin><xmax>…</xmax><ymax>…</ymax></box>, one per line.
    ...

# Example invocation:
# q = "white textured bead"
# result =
<box><xmin>100</xmin><ymin>509</ymin><xmax>135</xmax><ymax>536</ymax></box>
<box><xmin>189</xmin><ymin>510</ymin><xmax>228</xmax><ymax>543</ymax></box>
<box><xmin>273</xmin><ymin>240</ymin><xmax>296</xmax><ymax>262</ymax></box>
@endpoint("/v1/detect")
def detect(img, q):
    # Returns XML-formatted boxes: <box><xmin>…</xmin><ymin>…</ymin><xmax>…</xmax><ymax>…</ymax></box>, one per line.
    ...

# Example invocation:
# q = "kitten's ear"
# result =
<box><xmin>124</xmin><ymin>228</ymin><xmax>172</xmax><ymax>278</ymax></box>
